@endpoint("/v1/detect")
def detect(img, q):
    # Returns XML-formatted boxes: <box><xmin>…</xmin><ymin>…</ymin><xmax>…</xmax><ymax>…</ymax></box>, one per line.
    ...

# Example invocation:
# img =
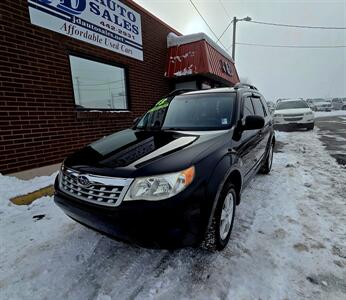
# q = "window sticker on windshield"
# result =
<box><xmin>221</xmin><ymin>118</ymin><xmax>228</xmax><ymax>125</ymax></box>
<box><xmin>149</xmin><ymin>98</ymin><xmax>169</xmax><ymax>112</ymax></box>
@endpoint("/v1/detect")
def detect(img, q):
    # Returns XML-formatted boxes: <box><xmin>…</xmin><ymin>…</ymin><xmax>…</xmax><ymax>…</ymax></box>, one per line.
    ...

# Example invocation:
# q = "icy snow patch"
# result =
<box><xmin>315</xmin><ymin>110</ymin><xmax>346</xmax><ymax>118</ymax></box>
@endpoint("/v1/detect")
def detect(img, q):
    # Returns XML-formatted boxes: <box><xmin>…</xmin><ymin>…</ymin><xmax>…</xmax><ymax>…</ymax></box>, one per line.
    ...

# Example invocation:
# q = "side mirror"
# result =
<box><xmin>244</xmin><ymin>115</ymin><xmax>265</xmax><ymax>130</ymax></box>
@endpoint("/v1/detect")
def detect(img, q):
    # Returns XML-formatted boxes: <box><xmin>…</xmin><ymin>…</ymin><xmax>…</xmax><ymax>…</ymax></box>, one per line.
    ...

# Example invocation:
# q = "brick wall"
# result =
<box><xmin>0</xmin><ymin>0</ymin><xmax>179</xmax><ymax>174</ymax></box>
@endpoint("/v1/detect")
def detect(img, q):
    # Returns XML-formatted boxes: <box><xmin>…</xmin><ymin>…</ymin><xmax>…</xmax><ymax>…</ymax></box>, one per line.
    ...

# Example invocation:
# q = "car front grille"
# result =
<box><xmin>282</xmin><ymin>114</ymin><xmax>304</xmax><ymax>118</ymax></box>
<box><xmin>59</xmin><ymin>167</ymin><xmax>133</xmax><ymax>207</ymax></box>
<box><xmin>284</xmin><ymin>117</ymin><xmax>303</xmax><ymax>121</ymax></box>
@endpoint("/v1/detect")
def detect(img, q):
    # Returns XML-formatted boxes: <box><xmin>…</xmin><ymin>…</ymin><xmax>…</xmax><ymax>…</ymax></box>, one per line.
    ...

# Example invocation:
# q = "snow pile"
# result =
<box><xmin>167</xmin><ymin>32</ymin><xmax>234</xmax><ymax>63</ymax></box>
<box><xmin>0</xmin><ymin>131</ymin><xmax>345</xmax><ymax>299</ymax></box>
<box><xmin>173</xmin><ymin>66</ymin><xmax>194</xmax><ymax>76</ymax></box>
<box><xmin>0</xmin><ymin>172</ymin><xmax>57</xmax><ymax>210</ymax></box>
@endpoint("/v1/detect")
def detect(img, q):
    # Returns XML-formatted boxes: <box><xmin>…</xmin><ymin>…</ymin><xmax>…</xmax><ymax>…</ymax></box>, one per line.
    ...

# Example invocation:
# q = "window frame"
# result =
<box><xmin>251</xmin><ymin>96</ymin><xmax>266</xmax><ymax>117</ymax></box>
<box><xmin>68</xmin><ymin>52</ymin><xmax>131</xmax><ymax>112</ymax></box>
<box><xmin>260</xmin><ymin>96</ymin><xmax>269</xmax><ymax>116</ymax></box>
<box><xmin>242</xmin><ymin>95</ymin><xmax>256</xmax><ymax>119</ymax></box>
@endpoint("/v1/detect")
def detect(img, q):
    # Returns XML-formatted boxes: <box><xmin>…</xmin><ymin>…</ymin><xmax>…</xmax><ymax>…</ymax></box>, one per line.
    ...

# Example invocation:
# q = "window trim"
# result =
<box><xmin>68</xmin><ymin>52</ymin><xmax>131</xmax><ymax>112</ymax></box>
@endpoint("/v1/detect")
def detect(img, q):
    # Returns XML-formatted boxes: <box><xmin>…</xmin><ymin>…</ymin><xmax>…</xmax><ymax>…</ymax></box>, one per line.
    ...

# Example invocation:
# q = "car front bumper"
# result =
<box><xmin>315</xmin><ymin>107</ymin><xmax>332</xmax><ymax>111</ymax></box>
<box><xmin>54</xmin><ymin>178</ymin><xmax>207</xmax><ymax>249</ymax></box>
<box><xmin>274</xmin><ymin>122</ymin><xmax>314</xmax><ymax>130</ymax></box>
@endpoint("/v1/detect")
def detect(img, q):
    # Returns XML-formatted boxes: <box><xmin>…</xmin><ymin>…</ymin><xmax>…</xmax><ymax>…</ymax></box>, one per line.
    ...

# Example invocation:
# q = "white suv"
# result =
<box><xmin>273</xmin><ymin>99</ymin><xmax>314</xmax><ymax>130</ymax></box>
<box><xmin>331</xmin><ymin>98</ymin><xmax>346</xmax><ymax>110</ymax></box>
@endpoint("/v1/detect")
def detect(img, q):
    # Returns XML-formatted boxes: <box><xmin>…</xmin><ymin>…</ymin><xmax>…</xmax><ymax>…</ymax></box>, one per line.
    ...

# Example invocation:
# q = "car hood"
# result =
<box><xmin>274</xmin><ymin>108</ymin><xmax>312</xmax><ymax>115</ymax></box>
<box><xmin>64</xmin><ymin>128</ymin><xmax>229</xmax><ymax>177</ymax></box>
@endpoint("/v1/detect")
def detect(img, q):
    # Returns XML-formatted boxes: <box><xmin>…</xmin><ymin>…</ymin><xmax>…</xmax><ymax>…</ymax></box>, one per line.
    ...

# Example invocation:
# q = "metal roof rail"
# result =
<box><xmin>165</xmin><ymin>89</ymin><xmax>197</xmax><ymax>98</ymax></box>
<box><xmin>234</xmin><ymin>83</ymin><xmax>258</xmax><ymax>91</ymax></box>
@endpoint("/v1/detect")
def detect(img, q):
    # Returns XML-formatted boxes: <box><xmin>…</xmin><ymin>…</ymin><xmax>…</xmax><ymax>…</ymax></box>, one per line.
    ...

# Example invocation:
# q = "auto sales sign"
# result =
<box><xmin>27</xmin><ymin>0</ymin><xmax>143</xmax><ymax>61</ymax></box>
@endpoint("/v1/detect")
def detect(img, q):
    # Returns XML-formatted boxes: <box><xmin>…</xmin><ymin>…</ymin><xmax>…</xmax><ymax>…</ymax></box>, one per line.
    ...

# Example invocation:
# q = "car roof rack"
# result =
<box><xmin>277</xmin><ymin>98</ymin><xmax>303</xmax><ymax>103</ymax></box>
<box><xmin>165</xmin><ymin>89</ymin><xmax>197</xmax><ymax>98</ymax></box>
<box><xmin>234</xmin><ymin>83</ymin><xmax>258</xmax><ymax>91</ymax></box>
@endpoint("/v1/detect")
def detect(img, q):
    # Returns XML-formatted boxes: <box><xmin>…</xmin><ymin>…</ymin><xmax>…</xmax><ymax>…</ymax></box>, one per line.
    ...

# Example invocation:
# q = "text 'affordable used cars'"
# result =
<box><xmin>54</xmin><ymin>84</ymin><xmax>275</xmax><ymax>250</ymax></box>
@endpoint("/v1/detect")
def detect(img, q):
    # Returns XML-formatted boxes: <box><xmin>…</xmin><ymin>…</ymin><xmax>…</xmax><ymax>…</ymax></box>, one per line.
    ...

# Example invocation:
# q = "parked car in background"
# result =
<box><xmin>273</xmin><ymin>99</ymin><xmax>314</xmax><ymax>130</ymax></box>
<box><xmin>306</xmin><ymin>98</ymin><xmax>332</xmax><ymax>112</ymax></box>
<box><xmin>266</xmin><ymin>101</ymin><xmax>275</xmax><ymax>114</ymax></box>
<box><xmin>331</xmin><ymin>98</ymin><xmax>346</xmax><ymax>110</ymax></box>
<box><xmin>54</xmin><ymin>84</ymin><xmax>275</xmax><ymax>251</ymax></box>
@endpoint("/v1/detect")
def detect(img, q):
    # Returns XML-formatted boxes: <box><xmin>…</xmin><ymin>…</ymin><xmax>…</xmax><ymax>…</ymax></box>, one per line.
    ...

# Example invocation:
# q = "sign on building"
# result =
<box><xmin>27</xmin><ymin>0</ymin><xmax>143</xmax><ymax>61</ymax></box>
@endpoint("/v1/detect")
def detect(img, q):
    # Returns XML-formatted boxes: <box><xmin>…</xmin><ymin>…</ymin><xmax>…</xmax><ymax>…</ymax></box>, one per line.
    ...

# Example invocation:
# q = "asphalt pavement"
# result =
<box><xmin>315</xmin><ymin>115</ymin><xmax>346</xmax><ymax>165</ymax></box>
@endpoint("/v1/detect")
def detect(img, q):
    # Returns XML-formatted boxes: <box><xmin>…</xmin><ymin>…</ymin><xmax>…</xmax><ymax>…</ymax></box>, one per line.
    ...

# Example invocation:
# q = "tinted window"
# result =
<box><xmin>162</xmin><ymin>93</ymin><xmax>236</xmax><ymax>130</ymax></box>
<box><xmin>276</xmin><ymin>101</ymin><xmax>309</xmax><ymax>110</ymax></box>
<box><xmin>252</xmin><ymin>97</ymin><xmax>265</xmax><ymax>117</ymax></box>
<box><xmin>137</xmin><ymin>93</ymin><xmax>236</xmax><ymax>131</ymax></box>
<box><xmin>243</xmin><ymin>97</ymin><xmax>255</xmax><ymax>118</ymax></box>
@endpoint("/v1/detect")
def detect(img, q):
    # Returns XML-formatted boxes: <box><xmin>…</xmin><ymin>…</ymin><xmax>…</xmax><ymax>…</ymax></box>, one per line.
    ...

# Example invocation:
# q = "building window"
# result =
<box><xmin>69</xmin><ymin>55</ymin><xmax>128</xmax><ymax>110</ymax></box>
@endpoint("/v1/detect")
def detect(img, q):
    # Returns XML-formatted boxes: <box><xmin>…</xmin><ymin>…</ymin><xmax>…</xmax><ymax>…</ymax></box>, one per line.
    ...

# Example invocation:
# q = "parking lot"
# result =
<box><xmin>315</xmin><ymin>114</ymin><xmax>346</xmax><ymax>165</ymax></box>
<box><xmin>1</xmin><ymin>117</ymin><xmax>345</xmax><ymax>300</ymax></box>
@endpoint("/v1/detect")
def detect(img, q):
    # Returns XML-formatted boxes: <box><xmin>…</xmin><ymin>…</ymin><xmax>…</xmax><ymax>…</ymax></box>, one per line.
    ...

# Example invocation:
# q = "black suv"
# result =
<box><xmin>54</xmin><ymin>84</ymin><xmax>275</xmax><ymax>250</ymax></box>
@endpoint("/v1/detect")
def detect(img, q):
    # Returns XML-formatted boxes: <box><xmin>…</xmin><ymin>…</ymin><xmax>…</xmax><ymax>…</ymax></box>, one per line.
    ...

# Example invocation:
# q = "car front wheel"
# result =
<box><xmin>202</xmin><ymin>183</ymin><xmax>236</xmax><ymax>251</ymax></box>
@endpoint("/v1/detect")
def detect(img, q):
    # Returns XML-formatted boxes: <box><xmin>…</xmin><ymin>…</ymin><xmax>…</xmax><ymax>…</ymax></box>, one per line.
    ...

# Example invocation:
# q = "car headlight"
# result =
<box><xmin>305</xmin><ymin>112</ymin><xmax>313</xmax><ymax>115</ymax></box>
<box><xmin>274</xmin><ymin>114</ymin><xmax>282</xmax><ymax>117</ymax></box>
<box><xmin>124</xmin><ymin>166</ymin><xmax>195</xmax><ymax>201</ymax></box>
<box><xmin>58</xmin><ymin>162</ymin><xmax>65</xmax><ymax>182</ymax></box>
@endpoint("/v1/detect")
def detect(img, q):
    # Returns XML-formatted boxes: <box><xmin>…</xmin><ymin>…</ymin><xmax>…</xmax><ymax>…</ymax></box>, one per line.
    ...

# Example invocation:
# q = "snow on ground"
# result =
<box><xmin>0</xmin><ymin>131</ymin><xmax>345</xmax><ymax>300</ymax></box>
<box><xmin>0</xmin><ymin>172</ymin><xmax>57</xmax><ymax>206</ymax></box>
<box><xmin>315</xmin><ymin>110</ymin><xmax>346</xmax><ymax>118</ymax></box>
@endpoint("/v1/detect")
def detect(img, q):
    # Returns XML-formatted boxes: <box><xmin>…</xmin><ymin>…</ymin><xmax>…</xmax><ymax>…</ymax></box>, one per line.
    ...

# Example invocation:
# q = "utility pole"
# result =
<box><xmin>232</xmin><ymin>16</ymin><xmax>237</xmax><ymax>61</ymax></box>
<box><xmin>232</xmin><ymin>16</ymin><xmax>252</xmax><ymax>61</ymax></box>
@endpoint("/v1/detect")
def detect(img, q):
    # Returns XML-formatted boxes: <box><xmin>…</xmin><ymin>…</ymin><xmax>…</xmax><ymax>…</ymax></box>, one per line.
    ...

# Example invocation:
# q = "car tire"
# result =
<box><xmin>201</xmin><ymin>183</ymin><xmax>236</xmax><ymax>251</ymax></box>
<box><xmin>307</xmin><ymin>124</ymin><xmax>314</xmax><ymax>131</ymax></box>
<box><xmin>260</xmin><ymin>142</ymin><xmax>274</xmax><ymax>174</ymax></box>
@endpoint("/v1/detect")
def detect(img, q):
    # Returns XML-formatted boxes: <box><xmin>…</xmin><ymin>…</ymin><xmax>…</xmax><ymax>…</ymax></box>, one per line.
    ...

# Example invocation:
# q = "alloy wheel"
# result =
<box><xmin>219</xmin><ymin>192</ymin><xmax>234</xmax><ymax>240</ymax></box>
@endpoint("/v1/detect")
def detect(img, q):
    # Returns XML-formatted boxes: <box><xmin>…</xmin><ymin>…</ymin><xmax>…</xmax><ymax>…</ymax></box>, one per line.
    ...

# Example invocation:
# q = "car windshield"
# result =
<box><xmin>136</xmin><ymin>93</ymin><xmax>236</xmax><ymax>131</ymax></box>
<box><xmin>276</xmin><ymin>100</ymin><xmax>309</xmax><ymax>110</ymax></box>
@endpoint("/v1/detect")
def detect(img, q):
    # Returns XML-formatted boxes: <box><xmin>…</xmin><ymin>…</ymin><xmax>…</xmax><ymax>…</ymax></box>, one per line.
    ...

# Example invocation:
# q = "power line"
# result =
<box><xmin>235</xmin><ymin>42</ymin><xmax>346</xmax><ymax>48</ymax></box>
<box><xmin>217</xmin><ymin>19</ymin><xmax>233</xmax><ymax>43</ymax></box>
<box><xmin>248</xmin><ymin>20</ymin><xmax>346</xmax><ymax>30</ymax></box>
<box><xmin>216</xmin><ymin>1</ymin><xmax>233</xmax><ymax>44</ymax></box>
<box><xmin>188</xmin><ymin>0</ymin><xmax>228</xmax><ymax>51</ymax></box>
<box><xmin>218</xmin><ymin>0</ymin><xmax>232</xmax><ymax>20</ymax></box>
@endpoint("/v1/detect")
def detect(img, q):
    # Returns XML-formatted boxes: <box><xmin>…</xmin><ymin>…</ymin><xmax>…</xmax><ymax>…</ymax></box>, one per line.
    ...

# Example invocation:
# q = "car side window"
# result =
<box><xmin>252</xmin><ymin>97</ymin><xmax>265</xmax><ymax>117</ymax></box>
<box><xmin>243</xmin><ymin>97</ymin><xmax>255</xmax><ymax>118</ymax></box>
<box><xmin>260</xmin><ymin>97</ymin><xmax>269</xmax><ymax>116</ymax></box>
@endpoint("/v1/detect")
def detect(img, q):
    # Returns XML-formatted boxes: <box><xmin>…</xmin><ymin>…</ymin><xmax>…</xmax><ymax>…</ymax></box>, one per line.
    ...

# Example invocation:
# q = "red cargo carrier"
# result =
<box><xmin>166</xmin><ymin>33</ymin><xmax>240</xmax><ymax>88</ymax></box>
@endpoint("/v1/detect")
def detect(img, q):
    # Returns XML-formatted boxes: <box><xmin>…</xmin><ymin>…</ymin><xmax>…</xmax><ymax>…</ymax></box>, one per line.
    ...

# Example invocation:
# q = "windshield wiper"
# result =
<box><xmin>162</xmin><ymin>127</ymin><xmax>185</xmax><ymax>131</ymax></box>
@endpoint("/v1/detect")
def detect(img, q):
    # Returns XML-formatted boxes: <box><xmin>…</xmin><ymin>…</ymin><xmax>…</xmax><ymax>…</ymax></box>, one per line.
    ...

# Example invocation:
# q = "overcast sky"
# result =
<box><xmin>135</xmin><ymin>0</ymin><xmax>346</xmax><ymax>102</ymax></box>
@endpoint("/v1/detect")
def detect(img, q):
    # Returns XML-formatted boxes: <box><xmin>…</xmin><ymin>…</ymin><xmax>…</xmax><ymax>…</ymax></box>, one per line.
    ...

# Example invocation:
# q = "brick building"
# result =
<box><xmin>0</xmin><ymin>0</ymin><xmax>239</xmax><ymax>175</ymax></box>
